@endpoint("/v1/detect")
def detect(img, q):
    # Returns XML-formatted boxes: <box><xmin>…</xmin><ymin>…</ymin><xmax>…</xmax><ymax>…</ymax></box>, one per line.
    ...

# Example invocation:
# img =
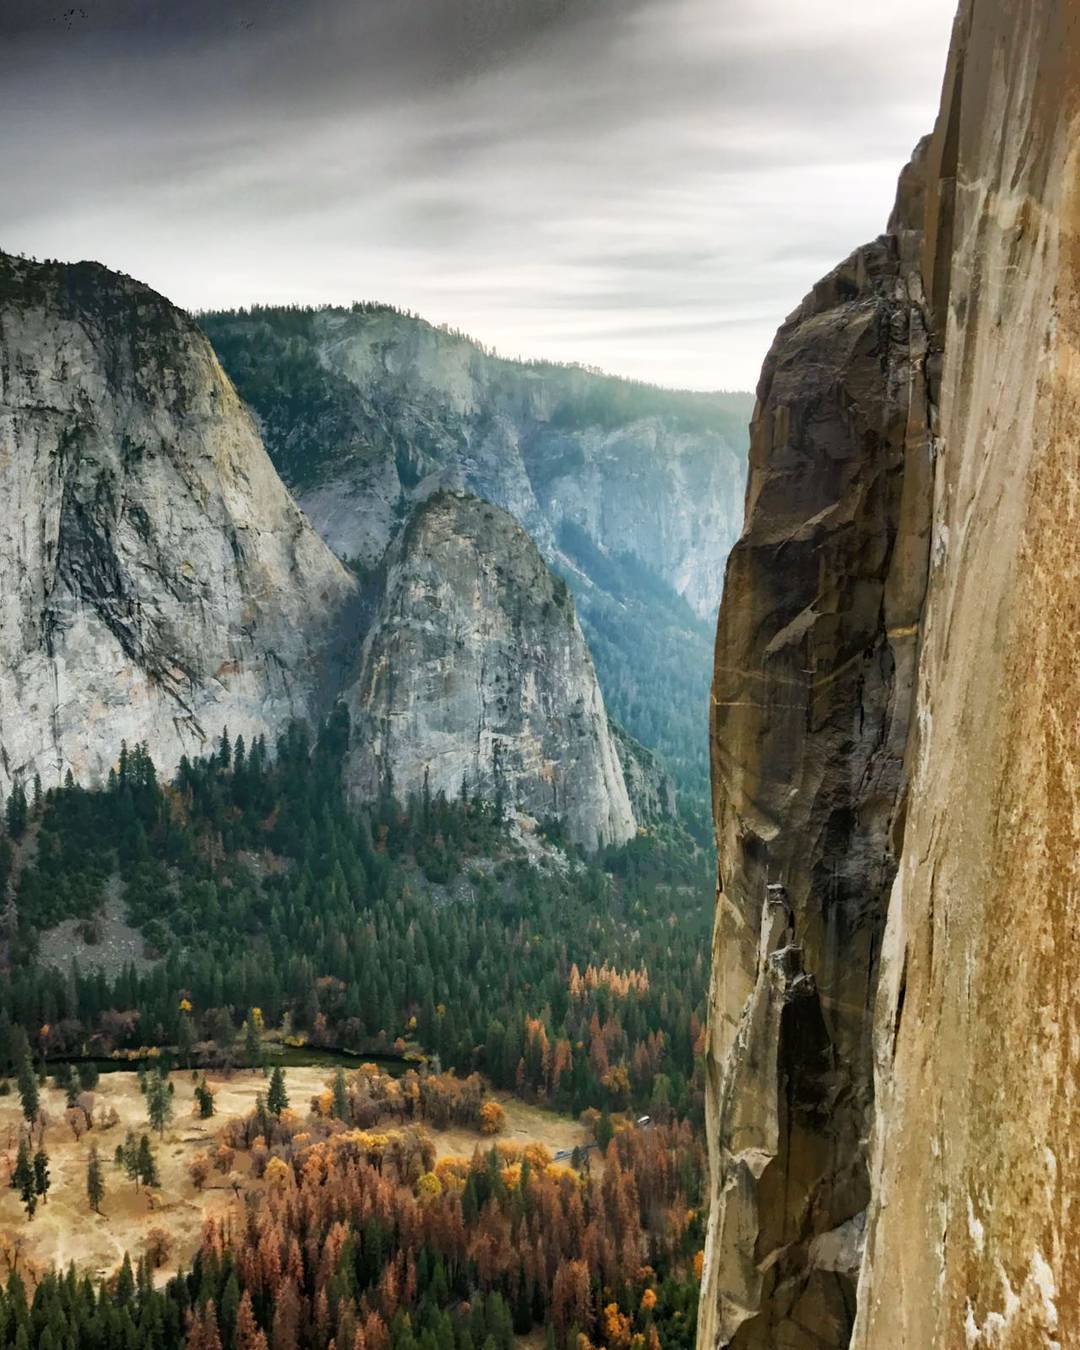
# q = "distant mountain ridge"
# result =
<box><xmin>201</xmin><ymin>303</ymin><xmax>753</xmax><ymax>803</ymax></box>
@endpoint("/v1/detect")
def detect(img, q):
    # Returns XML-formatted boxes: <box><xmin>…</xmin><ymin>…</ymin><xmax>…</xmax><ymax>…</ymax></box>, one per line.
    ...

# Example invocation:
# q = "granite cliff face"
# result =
<box><xmin>856</xmin><ymin>2</ymin><xmax>1080</xmax><ymax>1342</ymax></box>
<box><xmin>343</xmin><ymin>490</ymin><xmax>635</xmax><ymax>850</ymax></box>
<box><xmin>698</xmin><ymin>163</ymin><xmax>934</xmax><ymax>1349</ymax></box>
<box><xmin>0</xmin><ymin>258</ymin><xmax>633</xmax><ymax>852</ymax></box>
<box><xmin>700</xmin><ymin>1</ymin><xmax>1080</xmax><ymax>1345</ymax></box>
<box><xmin>0</xmin><ymin>253</ymin><xmax>357</xmax><ymax>799</ymax></box>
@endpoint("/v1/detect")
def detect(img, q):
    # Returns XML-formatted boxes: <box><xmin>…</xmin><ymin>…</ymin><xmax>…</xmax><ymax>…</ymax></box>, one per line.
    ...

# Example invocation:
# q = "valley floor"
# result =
<box><xmin>0</xmin><ymin>1067</ymin><xmax>587</xmax><ymax>1285</ymax></box>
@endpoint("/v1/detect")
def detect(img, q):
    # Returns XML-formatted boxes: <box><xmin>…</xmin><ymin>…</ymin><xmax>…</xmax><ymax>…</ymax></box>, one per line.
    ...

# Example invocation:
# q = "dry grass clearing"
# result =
<box><xmin>0</xmin><ymin>1068</ymin><xmax>587</xmax><ymax>1284</ymax></box>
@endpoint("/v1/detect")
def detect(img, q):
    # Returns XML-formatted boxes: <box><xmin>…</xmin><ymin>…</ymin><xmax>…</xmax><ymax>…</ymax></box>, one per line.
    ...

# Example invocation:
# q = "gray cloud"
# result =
<box><xmin>0</xmin><ymin>0</ymin><xmax>956</xmax><ymax>388</ymax></box>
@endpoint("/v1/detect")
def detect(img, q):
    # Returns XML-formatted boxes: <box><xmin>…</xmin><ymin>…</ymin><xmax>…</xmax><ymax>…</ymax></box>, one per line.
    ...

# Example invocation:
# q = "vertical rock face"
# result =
<box><xmin>609</xmin><ymin>722</ymin><xmax>677</xmax><ymax>827</ymax></box>
<box><xmin>343</xmin><ymin>490</ymin><xmax>635</xmax><ymax>850</ymax></box>
<box><xmin>701</xmin><ymin>1</ymin><xmax>1080</xmax><ymax>1345</ymax></box>
<box><xmin>0</xmin><ymin>254</ymin><xmax>357</xmax><ymax>798</ymax></box>
<box><xmin>699</xmin><ymin>172</ymin><xmax>935</xmax><ymax>1348</ymax></box>
<box><xmin>855</xmin><ymin>2</ymin><xmax>1080</xmax><ymax>1343</ymax></box>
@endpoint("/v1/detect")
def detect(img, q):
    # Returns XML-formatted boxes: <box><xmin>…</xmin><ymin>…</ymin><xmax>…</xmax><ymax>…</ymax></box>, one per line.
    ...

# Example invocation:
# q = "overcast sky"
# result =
<box><xmin>0</xmin><ymin>0</ymin><xmax>956</xmax><ymax>390</ymax></box>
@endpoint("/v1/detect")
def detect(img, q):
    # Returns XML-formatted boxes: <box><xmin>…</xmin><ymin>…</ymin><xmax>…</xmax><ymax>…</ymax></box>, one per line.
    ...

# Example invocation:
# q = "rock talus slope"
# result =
<box><xmin>700</xmin><ymin>0</ymin><xmax>1080</xmax><ymax>1345</ymax></box>
<box><xmin>343</xmin><ymin>491</ymin><xmax>635</xmax><ymax>850</ymax></box>
<box><xmin>0</xmin><ymin>254</ymin><xmax>357</xmax><ymax>797</ymax></box>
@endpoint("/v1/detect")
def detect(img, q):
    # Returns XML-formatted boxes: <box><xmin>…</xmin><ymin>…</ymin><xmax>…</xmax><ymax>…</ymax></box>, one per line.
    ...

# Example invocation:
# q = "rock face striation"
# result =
<box><xmin>343</xmin><ymin>491</ymin><xmax>635</xmax><ymax>851</ymax></box>
<box><xmin>700</xmin><ymin>1</ymin><xmax>1080</xmax><ymax>1345</ymax></box>
<box><xmin>0</xmin><ymin>253</ymin><xmax>357</xmax><ymax>799</ymax></box>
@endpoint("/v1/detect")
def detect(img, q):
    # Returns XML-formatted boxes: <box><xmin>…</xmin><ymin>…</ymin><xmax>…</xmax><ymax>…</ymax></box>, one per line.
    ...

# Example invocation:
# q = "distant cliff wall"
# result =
<box><xmin>201</xmin><ymin>308</ymin><xmax>751</xmax><ymax>801</ymax></box>
<box><xmin>0</xmin><ymin>254</ymin><xmax>356</xmax><ymax>798</ymax></box>
<box><xmin>0</xmin><ymin>259</ymin><xmax>637</xmax><ymax>853</ymax></box>
<box><xmin>200</xmin><ymin>305</ymin><xmax>751</xmax><ymax>622</ymax></box>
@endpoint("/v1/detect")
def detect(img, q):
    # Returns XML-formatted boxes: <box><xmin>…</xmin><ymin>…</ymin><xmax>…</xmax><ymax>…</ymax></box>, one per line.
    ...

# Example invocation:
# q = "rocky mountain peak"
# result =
<box><xmin>343</xmin><ymin>489</ymin><xmax>636</xmax><ymax>850</ymax></box>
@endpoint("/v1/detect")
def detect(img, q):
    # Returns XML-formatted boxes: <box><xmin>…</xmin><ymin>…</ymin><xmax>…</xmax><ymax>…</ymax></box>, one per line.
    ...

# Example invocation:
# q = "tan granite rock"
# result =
<box><xmin>701</xmin><ymin>2</ymin><xmax>1080</xmax><ymax>1344</ymax></box>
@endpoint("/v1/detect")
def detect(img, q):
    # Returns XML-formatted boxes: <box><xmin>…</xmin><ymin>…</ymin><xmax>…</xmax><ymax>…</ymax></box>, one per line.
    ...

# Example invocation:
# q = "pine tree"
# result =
<box><xmin>267</xmin><ymin>1065</ymin><xmax>288</xmax><ymax>1116</ymax></box>
<box><xmin>220</xmin><ymin>1273</ymin><xmax>241</xmax><ymax>1343</ymax></box>
<box><xmin>201</xmin><ymin>1300</ymin><xmax>225</xmax><ymax>1350</ymax></box>
<box><xmin>5</xmin><ymin>784</ymin><xmax>27</xmax><ymax>840</ymax></box>
<box><xmin>32</xmin><ymin>1148</ymin><xmax>49</xmax><ymax>1205</ymax></box>
<box><xmin>114</xmin><ymin>1252</ymin><xmax>135</xmax><ymax>1305</ymax></box>
<box><xmin>146</xmin><ymin>1070</ymin><xmax>173</xmax><ymax>1137</ymax></box>
<box><xmin>136</xmin><ymin>1134</ymin><xmax>159</xmax><ymax>1189</ymax></box>
<box><xmin>12</xmin><ymin>1140</ymin><xmax>35</xmax><ymax>1220</ymax></box>
<box><xmin>243</xmin><ymin>1016</ymin><xmax>262</xmax><ymax>1069</ymax></box>
<box><xmin>117</xmin><ymin>1128</ymin><xmax>141</xmax><ymax>1189</ymax></box>
<box><xmin>87</xmin><ymin>1144</ymin><xmax>105</xmax><ymax>1213</ymax></box>
<box><xmin>234</xmin><ymin>1289</ymin><xmax>267</xmax><ymax>1350</ymax></box>
<box><xmin>254</xmin><ymin>1091</ymin><xmax>270</xmax><ymax>1143</ymax></box>
<box><xmin>178</xmin><ymin>1013</ymin><xmax>196</xmax><ymax>1067</ymax></box>
<box><xmin>596</xmin><ymin>1107</ymin><xmax>614</xmax><ymax>1150</ymax></box>
<box><xmin>331</xmin><ymin>1067</ymin><xmax>349</xmax><ymax>1121</ymax></box>
<box><xmin>194</xmin><ymin>1075</ymin><xmax>216</xmax><ymax>1118</ymax></box>
<box><xmin>16</xmin><ymin>1046</ymin><xmax>38</xmax><ymax>1125</ymax></box>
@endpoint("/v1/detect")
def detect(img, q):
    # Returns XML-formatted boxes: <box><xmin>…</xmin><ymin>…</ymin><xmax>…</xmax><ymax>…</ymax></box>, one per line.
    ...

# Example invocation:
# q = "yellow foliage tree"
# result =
<box><xmin>416</xmin><ymin>1171</ymin><xmax>442</xmax><ymax>1200</ymax></box>
<box><xmin>478</xmin><ymin>1100</ymin><xmax>505</xmax><ymax>1136</ymax></box>
<box><xmin>265</xmin><ymin>1156</ymin><xmax>293</xmax><ymax>1192</ymax></box>
<box><xmin>603</xmin><ymin>1303</ymin><xmax>632</xmax><ymax>1350</ymax></box>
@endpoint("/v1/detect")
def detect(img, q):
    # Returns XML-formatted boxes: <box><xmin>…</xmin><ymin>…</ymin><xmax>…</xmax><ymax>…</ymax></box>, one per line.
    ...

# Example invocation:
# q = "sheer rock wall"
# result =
<box><xmin>0</xmin><ymin>254</ymin><xmax>357</xmax><ymax>796</ymax></box>
<box><xmin>700</xmin><ymin>1</ymin><xmax>1080</xmax><ymax>1343</ymax></box>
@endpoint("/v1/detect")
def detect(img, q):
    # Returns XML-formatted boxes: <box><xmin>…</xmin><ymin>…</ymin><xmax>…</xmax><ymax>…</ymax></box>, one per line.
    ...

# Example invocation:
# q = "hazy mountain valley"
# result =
<box><xmin>0</xmin><ymin>243</ymin><xmax>740</xmax><ymax>1349</ymax></box>
<box><xmin>199</xmin><ymin>305</ymin><xmax>752</xmax><ymax>816</ymax></box>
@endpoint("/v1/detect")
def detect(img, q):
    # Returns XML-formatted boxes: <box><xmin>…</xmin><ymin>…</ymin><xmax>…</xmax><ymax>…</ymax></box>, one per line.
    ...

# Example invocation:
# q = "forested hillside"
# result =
<box><xmin>0</xmin><ymin>710</ymin><xmax>711</xmax><ymax>1347</ymax></box>
<box><xmin>0</xmin><ymin>1116</ymin><xmax>704</xmax><ymax>1350</ymax></box>
<box><xmin>1</xmin><ymin>711</ymin><xmax>709</xmax><ymax>1123</ymax></box>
